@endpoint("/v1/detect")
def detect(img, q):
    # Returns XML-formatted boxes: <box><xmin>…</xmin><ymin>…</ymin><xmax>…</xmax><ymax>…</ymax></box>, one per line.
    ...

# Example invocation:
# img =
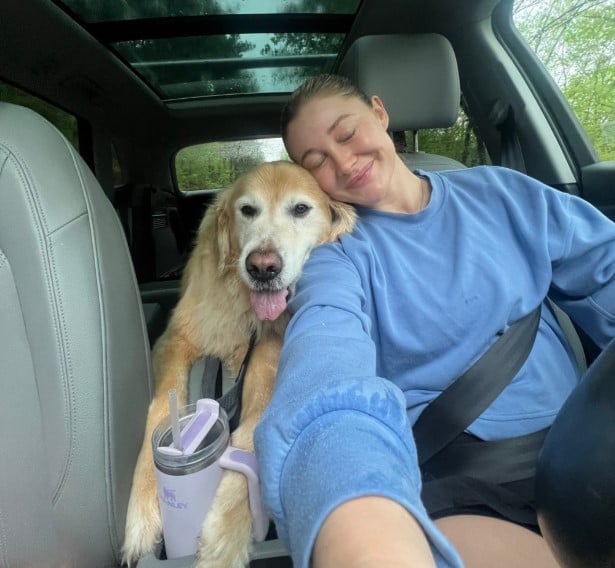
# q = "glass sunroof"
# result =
<box><xmin>53</xmin><ymin>0</ymin><xmax>361</xmax><ymax>101</ymax></box>
<box><xmin>60</xmin><ymin>0</ymin><xmax>360</xmax><ymax>22</ymax></box>
<box><xmin>114</xmin><ymin>32</ymin><xmax>345</xmax><ymax>99</ymax></box>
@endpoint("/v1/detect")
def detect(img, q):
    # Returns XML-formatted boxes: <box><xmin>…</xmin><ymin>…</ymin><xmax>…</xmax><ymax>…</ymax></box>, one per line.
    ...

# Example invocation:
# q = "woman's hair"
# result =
<box><xmin>280</xmin><ymin>74</ymin><xmax>372</xmax><ymax>144</ymax></box>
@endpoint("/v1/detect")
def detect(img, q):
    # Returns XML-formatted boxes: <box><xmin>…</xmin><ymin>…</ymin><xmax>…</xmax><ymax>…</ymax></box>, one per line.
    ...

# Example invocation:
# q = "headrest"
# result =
<box><xmin>339</xmin><ymin>34</ymin><xmax>460</xmax><ymax>132</ymax></box>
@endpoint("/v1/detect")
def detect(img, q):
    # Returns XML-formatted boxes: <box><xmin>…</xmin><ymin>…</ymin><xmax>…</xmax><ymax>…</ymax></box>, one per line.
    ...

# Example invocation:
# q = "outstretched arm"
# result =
<box><xmin>313</xmin><ymin>496</ymin><xmax>436</xmax><ymax>568</ymax></box>
<box><xmin>254</xmin><ymin>243</ymin><xmax>462</xmax><ymax>568</ymax></box>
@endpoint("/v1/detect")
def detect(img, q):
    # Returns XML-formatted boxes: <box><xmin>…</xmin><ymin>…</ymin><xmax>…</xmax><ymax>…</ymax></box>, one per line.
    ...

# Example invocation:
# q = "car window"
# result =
<box><xmin>175</xmin><ymin>138</ymin><xmax>288</xmax><ymax>192</ymax></box>
<box><xmin>401</xmin><ymin>100</ymin><xmax>491</xmax><ymax>167</ymax></box>
<box><xmin>0</xmin><ymin>80</ymin><xmax>79</xmax><ymax>150</ymax></box>
<box><xmin>513</xmin><ymin>0</ymin><xmax>615</xmax><ymax>161</ymax></box>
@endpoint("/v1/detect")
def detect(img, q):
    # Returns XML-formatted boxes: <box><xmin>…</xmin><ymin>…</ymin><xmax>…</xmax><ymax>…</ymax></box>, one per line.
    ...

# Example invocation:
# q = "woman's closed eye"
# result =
<box><xmin>337</xmin><ymin>128</ymin><xmax>355</xmax><ymax>143</ymax></box>
<box><xmin>301</xmin><ymin>124</ymin><xmax>356</xmax><ymax>170</ymax></box>
<box><xmin>304</xmin><ymin>153</ymin><xmax>327</xmax><ymax>171</ymax></box>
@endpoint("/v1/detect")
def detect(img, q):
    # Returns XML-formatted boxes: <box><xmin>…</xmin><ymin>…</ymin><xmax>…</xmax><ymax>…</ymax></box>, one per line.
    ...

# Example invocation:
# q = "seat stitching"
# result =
<box><xmin>70</xmin><ymin>146</ymin><xmax>119</xmax><ymax>554</ymax></box>
<box><xmin>0</xmin><ymin>139</ymin><xmax>76</xmax><ymax>505</ymax></box>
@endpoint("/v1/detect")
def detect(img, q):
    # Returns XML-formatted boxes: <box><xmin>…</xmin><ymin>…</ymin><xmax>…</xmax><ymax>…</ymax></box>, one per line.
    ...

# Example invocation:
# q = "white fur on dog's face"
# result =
<box><xmin>233</xmin><ymin>167</ymin><xmax>336</xmax><ymax>294</ymax></box>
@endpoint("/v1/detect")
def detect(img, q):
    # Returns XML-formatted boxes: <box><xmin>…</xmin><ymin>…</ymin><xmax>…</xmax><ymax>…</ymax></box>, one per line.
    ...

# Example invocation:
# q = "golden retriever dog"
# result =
<box><xmin>122</xmin><ymin>161</ymin><xmax>356</xmax><ymax>567</ymax></box>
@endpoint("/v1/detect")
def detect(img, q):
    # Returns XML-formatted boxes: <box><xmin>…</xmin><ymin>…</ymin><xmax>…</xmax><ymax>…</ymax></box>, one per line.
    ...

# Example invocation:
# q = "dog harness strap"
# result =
<box><xmin>212</xmin><ymin>331</ymin><xmax>257</xmax><ymax>431</ymax></box>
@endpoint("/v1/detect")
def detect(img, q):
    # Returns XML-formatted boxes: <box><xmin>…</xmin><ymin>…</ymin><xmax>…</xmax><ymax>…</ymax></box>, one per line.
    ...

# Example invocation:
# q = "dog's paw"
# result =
<box><xmin>195</xmin><ymin>470</ymin><xmax>254</xmax><ymax>568</ymax></box>
<box><xmin>121</xmin><ymin>467</ymin><xmax>162</xmax><ymax>566</ymax></box>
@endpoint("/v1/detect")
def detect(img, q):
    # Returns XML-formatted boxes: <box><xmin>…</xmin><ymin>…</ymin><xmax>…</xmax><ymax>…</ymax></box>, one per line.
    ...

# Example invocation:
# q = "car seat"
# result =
<box><xmin>338</xmin><ymin>33</ymin><xmax>466</xmax><ymax>171</ymax></box>
<box><xmin>0</xmin><ymin>102</ymin><xmax>152</xmax><ymax>567</ymax></box>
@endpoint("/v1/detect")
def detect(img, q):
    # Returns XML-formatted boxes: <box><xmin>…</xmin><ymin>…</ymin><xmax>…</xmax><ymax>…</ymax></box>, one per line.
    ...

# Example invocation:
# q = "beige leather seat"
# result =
<box><xmin>0</xmin><ymin>101</ymin><xmax>152</xmax><ymax>566</ymax></box>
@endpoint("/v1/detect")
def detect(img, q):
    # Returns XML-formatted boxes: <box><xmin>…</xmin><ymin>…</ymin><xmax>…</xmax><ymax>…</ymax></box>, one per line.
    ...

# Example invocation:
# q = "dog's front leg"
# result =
<box><xmin>122</xmin><ymin>328</ymin><xmax>201</xmax><ymax>566</ymax></box>
<box><xmin>196</xmin><ymin>331</ymin><xmax>281</xmax><ymax>568</ymax></box>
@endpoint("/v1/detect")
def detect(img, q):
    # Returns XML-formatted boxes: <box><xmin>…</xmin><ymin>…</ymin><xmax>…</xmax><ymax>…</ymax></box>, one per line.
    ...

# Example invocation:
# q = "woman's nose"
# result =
<box><xmin>332</xmin><ymin>148</ymin><xmax>354</xmax><ymax>175</ymax></box>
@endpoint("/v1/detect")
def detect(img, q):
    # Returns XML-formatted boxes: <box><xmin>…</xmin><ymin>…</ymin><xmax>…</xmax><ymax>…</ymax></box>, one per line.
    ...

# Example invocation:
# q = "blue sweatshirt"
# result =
<box><xmin>254</xmin><ymin>166</ymin><xmax>615</xmax><ymax>567</ymax></box>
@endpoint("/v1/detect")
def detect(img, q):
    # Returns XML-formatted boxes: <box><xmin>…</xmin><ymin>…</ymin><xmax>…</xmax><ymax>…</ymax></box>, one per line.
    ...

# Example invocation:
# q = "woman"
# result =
<box><xmin>254</xmin><ymin>74</ymin><xmax>615</xmax><ymax>567</ymax></box>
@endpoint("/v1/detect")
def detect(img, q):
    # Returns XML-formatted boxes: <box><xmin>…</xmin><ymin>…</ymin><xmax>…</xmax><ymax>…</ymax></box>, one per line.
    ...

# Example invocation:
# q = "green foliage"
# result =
<box><xmin>514</xmin><ymin>0</ymin><xmax>615</xmax><ymax>160</ymax></box>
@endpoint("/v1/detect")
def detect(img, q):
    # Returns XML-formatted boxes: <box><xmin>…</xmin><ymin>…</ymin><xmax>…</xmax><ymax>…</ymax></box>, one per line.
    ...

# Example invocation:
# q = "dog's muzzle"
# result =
<box><xmin>245</xmin><ymin>248</ymin><xmax>289</xmax><ymax>320</ymax></box>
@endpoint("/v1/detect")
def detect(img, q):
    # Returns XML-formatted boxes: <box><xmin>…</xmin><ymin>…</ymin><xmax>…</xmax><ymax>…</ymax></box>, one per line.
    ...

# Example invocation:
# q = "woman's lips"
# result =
<box><xmin>347</xmin><ymin>161</ymin><xmax>373</xmax><ymax>189</ymax></box>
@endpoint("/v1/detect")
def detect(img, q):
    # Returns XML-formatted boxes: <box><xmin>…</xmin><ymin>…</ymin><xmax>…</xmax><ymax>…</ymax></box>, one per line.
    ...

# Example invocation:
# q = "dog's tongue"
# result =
<box><xmin>250</xmin><ymin>290</ymin><xmax>289</xmax><ymax>321</ymax></box>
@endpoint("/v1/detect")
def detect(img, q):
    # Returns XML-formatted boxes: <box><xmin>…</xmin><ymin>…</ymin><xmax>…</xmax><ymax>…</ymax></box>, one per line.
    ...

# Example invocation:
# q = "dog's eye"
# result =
<box><xmin>240</xmin><ymin>205</ymin><xmax>258</xmax><ymax>218</ymax></box>
<box><xmin>292</xmin><ymin>203</ymin><xmax>311</xmax><ymax>217</ymax></box>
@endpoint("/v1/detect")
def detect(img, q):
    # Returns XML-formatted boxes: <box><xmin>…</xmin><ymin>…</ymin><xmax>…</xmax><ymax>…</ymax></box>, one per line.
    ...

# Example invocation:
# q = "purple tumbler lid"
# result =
<box><xmin>153</xmin><ymin>399</ymin><xmax>229</xmax><ymax>472</ymax></box>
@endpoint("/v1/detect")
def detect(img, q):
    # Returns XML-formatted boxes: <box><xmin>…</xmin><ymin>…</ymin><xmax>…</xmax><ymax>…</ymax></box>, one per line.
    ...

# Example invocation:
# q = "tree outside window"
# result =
<box><xmin>513</xmin><ymin>0</ymin><xmax>615</xmax><ymax>161</ymax></box>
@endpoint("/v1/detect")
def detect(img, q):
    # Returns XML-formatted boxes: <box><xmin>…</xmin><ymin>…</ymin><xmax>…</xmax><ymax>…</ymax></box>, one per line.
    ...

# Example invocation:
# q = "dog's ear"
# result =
<box><xmin>327</xmin><ymin>200</ymin><xmax>357</xmax><ymax>242</ymax></box>
<box><xmin>214</xmin><ymin>192</ymin><xmax>235</xmax><ymax>274</ymax></box>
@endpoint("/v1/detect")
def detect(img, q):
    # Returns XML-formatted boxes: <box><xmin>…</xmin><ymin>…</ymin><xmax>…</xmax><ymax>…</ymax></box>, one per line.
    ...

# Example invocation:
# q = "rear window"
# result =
<box><xmin>175</xmin><ymin>138</ymin><xmax>288</xmax><ymax>192</ymax></box>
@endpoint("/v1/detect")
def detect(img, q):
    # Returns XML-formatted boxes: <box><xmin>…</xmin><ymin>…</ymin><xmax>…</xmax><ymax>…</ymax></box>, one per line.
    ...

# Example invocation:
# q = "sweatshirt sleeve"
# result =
<box><xmin>253</xmin><ymin>244</ymin><xmax>463</xmax><ymax>568</ymax></box>
<box><xmin>545</xmin><ymin>188</ymin><xmax>615</xmax><ymax>347</ymax></box>
<box><xmin>475</xmin><ymin>166</ymin><xmax>615</xmax><ymax>348</ymax></box>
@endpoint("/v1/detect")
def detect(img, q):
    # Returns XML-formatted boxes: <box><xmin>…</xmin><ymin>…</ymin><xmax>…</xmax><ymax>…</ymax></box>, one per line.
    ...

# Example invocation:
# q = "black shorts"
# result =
<box><xmin>422</xmin><ymin>475</ymin><xmax>540</xmax><ymax>533</ymax></box>
<box><xmin>420</xmin><ymin>433</ymin><xmax>541</xmax><ymax>534</ymax></box>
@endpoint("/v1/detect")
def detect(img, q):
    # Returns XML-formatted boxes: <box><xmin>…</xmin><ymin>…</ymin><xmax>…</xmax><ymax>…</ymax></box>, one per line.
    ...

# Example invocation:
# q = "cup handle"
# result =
<box><xmin>219</xmin><ymin>446</ymin><xmax>269</xmax><ymax>541</ymax></box>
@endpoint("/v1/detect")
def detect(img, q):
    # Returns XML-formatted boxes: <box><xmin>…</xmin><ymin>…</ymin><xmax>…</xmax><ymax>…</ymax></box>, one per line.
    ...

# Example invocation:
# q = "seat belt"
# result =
<box><xmin>201</xmin><ymin>332</ymin><xmax>257</xmax><ymax>431</ymax></box>
<box><xmin>421</xmin><ymin>428</ymin><xmax>550</xmax><ymax>484</ymax></box>
<box><xmin>414</xmin><ymin>305</ymin><xmax>541</xmax><ymax>466</ymax></box>
<box><xmin>199</xmin><ymin>356</ymin><xmax>224</xmax><ymax>401</ymax></box>
<box><xmin>489</xmin><ymin>100</ymin><xmax>526</xmax><ymax>173</ymax></box>
<box><xmin>546</xmin><ymin>298</ymin><xmax>587</xmax><ymax>373</ymax></box>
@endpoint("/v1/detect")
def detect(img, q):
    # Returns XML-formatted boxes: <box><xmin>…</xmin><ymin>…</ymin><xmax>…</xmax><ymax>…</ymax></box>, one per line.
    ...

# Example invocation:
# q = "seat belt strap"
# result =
<box><xmin>200</xmin><ymin>356</ymin><xmax>223</xmax><ymax>400</ymax></box>
<box><xmin>201</xmin><ymin>332</ymin><xmax>257</xmax><ymax>431</ymax></box>
<box><xmin>421</xmin><ymin>428</ymin><xmax>550</xmax><ymax>484</ymax></box>
<box><xmin>414</xmin><ymin>305</ymin><xmax>542</xmax><ymax>466</ymax></box>
<box><xmin>489</xmin><ymin>100</ymin><xmax>526</xmax><ymax>173</ymax></box>
<box><xmin>546</xmin><ymin>298</ymin><xmax>587</xmax><ymax>373</ymax></box>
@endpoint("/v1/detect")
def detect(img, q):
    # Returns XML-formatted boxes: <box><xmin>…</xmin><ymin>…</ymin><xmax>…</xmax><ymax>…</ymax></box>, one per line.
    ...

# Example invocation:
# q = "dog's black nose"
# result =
<box><xmin>246</xmin><ymin>250</ymin><xmax>282</xmax><ymax>282</ymax></box>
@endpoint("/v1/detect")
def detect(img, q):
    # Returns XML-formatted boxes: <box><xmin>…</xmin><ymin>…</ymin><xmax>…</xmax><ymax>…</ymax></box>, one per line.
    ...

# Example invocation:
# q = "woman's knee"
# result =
<box><xmin>435</xmin><ymin>514</ymin><xmax>560</xmax><ymax>568</ymax></box>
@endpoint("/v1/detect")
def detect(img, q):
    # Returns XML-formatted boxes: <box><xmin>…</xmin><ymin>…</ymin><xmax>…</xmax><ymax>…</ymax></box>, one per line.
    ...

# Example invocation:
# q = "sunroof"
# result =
<box><xmin>54</xmin><ymin>1</ymin><xmax>360</xmax><ymax>101</ymax></box>
<box><xmin>59</xmin><ymin>0</ymin><xmax>360</xmax><ymax>22</ymax></box>
<box><xmin>114</xmin><ymin>32</ymin><xmax>346</xmax><ymax>99</ymax></box>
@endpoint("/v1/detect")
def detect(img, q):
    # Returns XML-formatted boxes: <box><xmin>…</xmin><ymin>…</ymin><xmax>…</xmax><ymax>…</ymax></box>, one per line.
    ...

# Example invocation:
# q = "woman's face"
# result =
<box><xmin>285</xmin><ymin>93</ymin><xmax>399</xmax><ymax>208</ymax></box>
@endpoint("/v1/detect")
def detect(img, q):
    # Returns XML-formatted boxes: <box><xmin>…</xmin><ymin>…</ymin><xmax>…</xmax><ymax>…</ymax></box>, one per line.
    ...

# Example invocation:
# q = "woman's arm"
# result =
<box><xmin>313</xmin><ymin>496</ymin><xmax>436</xmax><ymax>568</ymax></box>
<box><xmin>547</xmin><ymin>190</ymin><xmax>615</xmax><ymax>347</ymax></box>
<box><xmin>254</xmin><ymin>244</ymin><xmax>462</xmax><ymax>568</ymax></box>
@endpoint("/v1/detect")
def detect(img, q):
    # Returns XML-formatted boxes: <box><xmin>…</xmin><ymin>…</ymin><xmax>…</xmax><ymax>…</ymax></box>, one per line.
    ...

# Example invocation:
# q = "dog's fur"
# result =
<box><xmin>122</xmin><ymin>161</ymin><xmax>356</xmax><ymax>567</ymax></box>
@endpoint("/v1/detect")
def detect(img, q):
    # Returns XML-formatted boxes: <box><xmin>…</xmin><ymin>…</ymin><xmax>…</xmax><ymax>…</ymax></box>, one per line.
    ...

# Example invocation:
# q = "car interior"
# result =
<box><xmin>1</xmin><ymin>0</ymin><xmax>614</xmax><ymax>566</ymax></box>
